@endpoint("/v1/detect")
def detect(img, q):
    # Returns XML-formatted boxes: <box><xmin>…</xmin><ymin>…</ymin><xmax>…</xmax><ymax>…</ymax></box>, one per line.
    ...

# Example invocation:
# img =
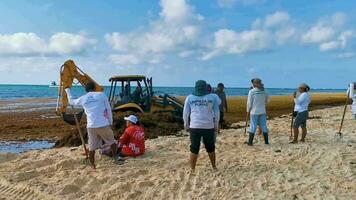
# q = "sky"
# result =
<box><xmin>0</xmin><ymin>0</ymin><xmax>355</xmax><ymax>88</ymax></box>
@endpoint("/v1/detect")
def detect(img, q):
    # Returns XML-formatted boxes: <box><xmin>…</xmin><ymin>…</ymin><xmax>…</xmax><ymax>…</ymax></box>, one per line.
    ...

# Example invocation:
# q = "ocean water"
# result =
<box><xmin>0</xmin><ymin>84</ymin><xmax>345</xmax><ymax>100</ymax></box>
<box><xmin>0</xmin><ymin>141</ymin><xmax>54</xmax><ymax>153</ymax></box>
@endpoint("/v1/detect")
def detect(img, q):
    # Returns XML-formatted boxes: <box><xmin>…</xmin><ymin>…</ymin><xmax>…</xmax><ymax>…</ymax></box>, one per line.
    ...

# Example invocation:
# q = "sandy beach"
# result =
<box><xmin>0</xmin><ymin>104</ymin><xmax>355</xmax><ymax>199</ymax></box>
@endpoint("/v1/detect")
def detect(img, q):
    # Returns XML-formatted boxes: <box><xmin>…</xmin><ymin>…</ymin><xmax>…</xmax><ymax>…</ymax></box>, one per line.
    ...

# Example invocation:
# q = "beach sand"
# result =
<box><xmin>0</xmin><ymin>105</ymin><xmax>355</xmax><ymax>199</ymax></box>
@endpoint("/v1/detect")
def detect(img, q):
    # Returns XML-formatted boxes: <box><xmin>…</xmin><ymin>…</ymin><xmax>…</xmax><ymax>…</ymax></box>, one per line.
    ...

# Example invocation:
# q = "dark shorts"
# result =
<box><xmin>189</xmin><ymin>128</ymin><xmax>215</xmax><ymax>154</ymax></box>
<box><xmin>293</xmin><ymin>111</ymin><xmax>308</xmax><ymax>128</ymax></box>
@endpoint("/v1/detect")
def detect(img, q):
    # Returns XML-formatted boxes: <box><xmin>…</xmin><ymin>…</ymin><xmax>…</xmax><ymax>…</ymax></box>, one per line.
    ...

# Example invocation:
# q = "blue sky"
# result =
<box><xmin>0</xmin><ymin>0</ymin><xmax>355</xmax><ymax>88</ymax></box>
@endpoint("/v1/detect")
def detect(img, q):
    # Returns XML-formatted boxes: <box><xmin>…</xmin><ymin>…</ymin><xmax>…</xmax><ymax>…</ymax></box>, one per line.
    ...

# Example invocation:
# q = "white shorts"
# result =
<box><xmin>87</xmin><ymin>126</ymin><xmax>116</xmax><ymax>151</ymax></box>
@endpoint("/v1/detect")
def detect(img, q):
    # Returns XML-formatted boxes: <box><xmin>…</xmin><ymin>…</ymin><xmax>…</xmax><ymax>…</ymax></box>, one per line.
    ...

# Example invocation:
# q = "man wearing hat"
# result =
<box><xmin>215</xmin><ymin>83</ymin><xmax>228</xmax><ymax>127</ymax></box>
<box><xmin>118</xmin><ymin>115</ymin><xmax>145</xmax><ymax>157</ymax></box>
<box><xmin>291</xmin><ymin>83</ymin><xmax>311</xmax><ymax>143</ymax></box>
<box><xmin>65</xmin><ymin>81</ymin><xmax>117</xmax><ymax>169</ymax></box>
<box><xmin>246</xmin><ymin>78</ymin><xmax>269</xmax><ymax>146</ymax></box>
<box><xmin>183</xmin><ymin>80</ymin><xmax>220</xmax><ymax>172</ymax></box>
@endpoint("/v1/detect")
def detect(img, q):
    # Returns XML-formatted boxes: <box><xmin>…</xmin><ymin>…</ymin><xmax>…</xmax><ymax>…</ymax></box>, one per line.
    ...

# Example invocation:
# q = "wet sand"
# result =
<box><xmin>0</xmin><ymin>105</ymin><xmax>355</xmax><ymax>199</ymax></box>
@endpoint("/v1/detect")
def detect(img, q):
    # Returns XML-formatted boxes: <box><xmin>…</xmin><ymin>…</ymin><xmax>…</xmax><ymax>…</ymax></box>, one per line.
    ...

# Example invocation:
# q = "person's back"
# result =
<box><xmin>73</xmin><ymin>91</ymin><xmax>112</xmax><ymax>128</ymax></box>
<box><xmin>247</xmin><ymin>87</ymin><xmax>268</xmax><ymax>115</ymax></box>
<box><xmin>184</xmin><ymin>93</ymin><xmax>220</xmax><ymax>129</ymax></box>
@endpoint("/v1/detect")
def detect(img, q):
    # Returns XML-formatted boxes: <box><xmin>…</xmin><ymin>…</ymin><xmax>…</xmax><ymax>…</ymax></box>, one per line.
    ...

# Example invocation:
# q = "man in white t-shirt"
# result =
<box><xmin>65</xmin><ymin>82</ymin><xmax>117</xmax><ymax>169</ymax></box>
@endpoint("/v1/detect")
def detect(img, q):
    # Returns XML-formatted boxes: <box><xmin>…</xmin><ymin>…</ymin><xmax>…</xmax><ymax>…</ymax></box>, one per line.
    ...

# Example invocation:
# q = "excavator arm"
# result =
<box><xmin>56</xmin><ymin>59</ymin><xmax>103</xmax><ymax>116</ymax></box>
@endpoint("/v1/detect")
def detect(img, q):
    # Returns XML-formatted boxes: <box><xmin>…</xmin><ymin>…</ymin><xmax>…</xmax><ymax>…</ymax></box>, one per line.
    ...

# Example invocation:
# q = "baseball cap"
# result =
<box><xmin>124</xmin><ymin>115</ymin><xmax>138</xmax><ymax>124</ymax></box>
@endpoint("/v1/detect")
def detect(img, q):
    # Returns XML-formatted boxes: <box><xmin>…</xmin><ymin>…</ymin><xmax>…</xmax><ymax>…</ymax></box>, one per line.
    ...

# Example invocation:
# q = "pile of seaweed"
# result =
<box><xmin>55</xmin><ymin>112</ymin><xmax>183</xmax><ymax>147</ymax></box>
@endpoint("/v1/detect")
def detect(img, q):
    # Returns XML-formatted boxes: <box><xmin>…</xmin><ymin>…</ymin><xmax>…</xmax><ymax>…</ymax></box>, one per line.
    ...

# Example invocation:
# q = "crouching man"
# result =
<box><xmin>118</xmin><ymin>115</ymin><xmax>145</xmax><ymax>157</ymax></box>
<box><xmin>65</xmin><ymin>82</ymin><xmax>117</xmax><ymax>169</ymax></box>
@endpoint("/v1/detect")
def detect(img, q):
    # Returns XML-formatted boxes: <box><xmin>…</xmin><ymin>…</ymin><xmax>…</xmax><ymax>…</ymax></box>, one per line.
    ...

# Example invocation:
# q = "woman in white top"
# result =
<box><xmin>290</xmin><ymin>83</ymin><xmax>311</xmax><ymax>144</ymax></box>
<box><xmin>347</xmin><ymin>82</ymin><xmax>356</xmax><ymax>120</ymax></box>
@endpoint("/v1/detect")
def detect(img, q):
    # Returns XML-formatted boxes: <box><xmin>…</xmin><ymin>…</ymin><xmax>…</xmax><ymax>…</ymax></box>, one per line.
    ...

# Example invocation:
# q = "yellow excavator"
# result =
<box><xmin>56</xmin><ymin>59</ymin><xmax>183</xmax><ymax>125</ymax></box>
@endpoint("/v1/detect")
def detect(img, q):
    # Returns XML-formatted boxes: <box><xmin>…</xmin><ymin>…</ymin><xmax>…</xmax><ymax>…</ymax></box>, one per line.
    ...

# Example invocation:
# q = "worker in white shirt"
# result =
<box><xmin>290</xmin><ymin>83</ymin><xmax>311</xmax><ymax>144</ymax></box>
<box><xmin>246</xmin><ymin>78</ymin><xmax>269</xmax><ymax>146</ymax></box>
<box><xmin>65</xmin><ymin>82</ymin><xmax>117</xmax><ymax>169</ymax></box>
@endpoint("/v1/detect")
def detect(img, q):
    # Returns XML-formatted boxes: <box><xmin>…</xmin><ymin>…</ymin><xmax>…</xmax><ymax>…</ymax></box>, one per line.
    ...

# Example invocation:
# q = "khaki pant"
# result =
<box><xmin>87</xmin><ymin>126</ymin><xmax>116</xmax><ymax>151</ymax></box>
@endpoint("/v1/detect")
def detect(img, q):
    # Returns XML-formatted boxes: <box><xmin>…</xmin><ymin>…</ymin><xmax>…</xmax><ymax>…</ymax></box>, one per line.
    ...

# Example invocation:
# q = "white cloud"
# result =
<box><xmin>104</xmin><ymin>32</ymin><xmax>129</xmax><ymax>52</ymax></box>
<box><xmin>0</xmin><ymin>32</ymin><xmax>95</xmax><ymax>56</ymax></box>
<box><xmin>319</xmin><ymin>41</ymin><xmax>340</xmax><ymax>51</ymax></box>
<box><xmin>319</xmin><ymin>30</ymin><xmax>353</xmax><ymax>52</ymax></box>
<box><xmin>0</xmin><ymin>33</ymin><xmax>47</xmax><ymax>55</ymax></box>
<box><xmin>275</xmin><ymin>27</ymin><xmax>296</xmax><ymax>44</ymax></box>
<box><xmin>108</xmin><ymin>54</ymin><xmax>140</xmax><ymax>66</ymax></box>
<box><xmin>160</xmin><ymin>0</ymin><xmax>195</xmax><ymax>23</ymax></box>
<box><xmin>202</xmin><ymin>29</ymin><xmax>270</xmax><ymax>60</ymax></box>
<box><xmin>301</xmin><ymin>24</ymin><xmax>335</xmax><ymax>44</ymax></box>
<box><xmin>264</xmin><ymin>11</ymin><xmax>290</xmax><ymax>28</ymax></box>
<box><xmin>106</xmin><ymin>0</ymin><xmax>203</xmax><ymax>65</ymax></box>
<box><xmin>48</xmin><ymin>32</ymin><xmax>96</xmax><ymax>55</ymax></box>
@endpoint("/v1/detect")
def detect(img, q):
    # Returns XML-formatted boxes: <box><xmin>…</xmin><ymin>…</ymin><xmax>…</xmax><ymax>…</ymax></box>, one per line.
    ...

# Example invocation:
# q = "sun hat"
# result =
<box><xmin>193</xmin><ymin>80</ymin><xmax>208</xmax><ymax>96</ymax></box>
<box><xmin>124</xmin><ymin>115</ymin><xmax>138</xmax><ymax>124</ymax></box>
<box><xmin>299</xmin><ymin>83</ymin><xmax>310</xmax><ymax>91</ymax></box>
<box><xmin>252</xmin><ymin>78</ymin><xmax>262</xmax><ymax>84</ymax></box>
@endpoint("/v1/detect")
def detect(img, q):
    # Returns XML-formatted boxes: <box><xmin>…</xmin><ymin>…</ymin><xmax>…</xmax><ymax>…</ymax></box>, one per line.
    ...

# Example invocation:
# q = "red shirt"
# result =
<box><xmin>119</xmin><ymin>125</ymin><xmax>145</xmax><ymax>156</ymax></box>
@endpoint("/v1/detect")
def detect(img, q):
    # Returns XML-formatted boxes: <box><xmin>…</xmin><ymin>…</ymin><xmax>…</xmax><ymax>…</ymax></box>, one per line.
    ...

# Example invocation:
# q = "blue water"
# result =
<box><xmin>0</xmin><ymin>141</ymin><xmax>55</xmax><ymax>153</ymax></box>
<box><xmin>0</xmin><ymin>84</ymin><xmax>345</xmax><ymax>100</ymax></box>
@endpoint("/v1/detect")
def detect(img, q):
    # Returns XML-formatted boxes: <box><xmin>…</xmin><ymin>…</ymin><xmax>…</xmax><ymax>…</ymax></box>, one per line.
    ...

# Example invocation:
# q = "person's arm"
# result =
<box><xmin>213</xmin><ymin>97</ymin><xmax>220</xmax><ymax>130</ymax></box>
<box><xmin>223</xmin><ymin>93</ymin><xmax>228</xmax><ymax>112</ymax></box>
<box><xmin>65</xmin><ymin>88</ymin><xmax>82</xmax><ymax>106</ymax></box>
<box><xmin>183</xmin><ymin>96</ymin><xmax>191</xmax><ymax>130</ymax></box>
<box><xmin>246</xmin><ymin>90</ymin><xmax>252</xmax><ymax>113</ymax></box>
<box><xmin>265</xmin><ymin>92</ymin><xmax>269</xmax><ymax>104</ymax></box>
<box><xmin>119</xmin><ymin>129</ymin><xmax>130</xmax><ymax>147</ymax></box>
<box><xmin>103</xmin><ymin>95</ymin><xmax>113</xmax><ymax>125</ymax></box>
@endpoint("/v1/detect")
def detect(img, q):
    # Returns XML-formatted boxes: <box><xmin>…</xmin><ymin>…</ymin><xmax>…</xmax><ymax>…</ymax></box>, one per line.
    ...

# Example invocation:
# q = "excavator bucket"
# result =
<box><xmin>62</xmin><ymin>110</ymin><xmax>85</xmax><ymax>125</ymax></box>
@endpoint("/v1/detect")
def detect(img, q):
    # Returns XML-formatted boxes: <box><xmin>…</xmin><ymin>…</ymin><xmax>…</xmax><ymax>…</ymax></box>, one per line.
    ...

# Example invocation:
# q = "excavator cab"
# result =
<box><xmin>108</xmin><ymin>75</ymin><xmax>153</xmax><ymax>113</ymax></box>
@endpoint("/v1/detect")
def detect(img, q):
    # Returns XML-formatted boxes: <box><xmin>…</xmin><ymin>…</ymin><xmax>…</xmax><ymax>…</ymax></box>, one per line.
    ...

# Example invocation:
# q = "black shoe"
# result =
<box><xmin>247</xmin><ymin>132</ymin><xmax>254</xmax><ymax>146</ymax></box>
<box><xmin>263</xmin><ymin>132</ymin><xmax>269</xmax><ymax>144</ymax></box>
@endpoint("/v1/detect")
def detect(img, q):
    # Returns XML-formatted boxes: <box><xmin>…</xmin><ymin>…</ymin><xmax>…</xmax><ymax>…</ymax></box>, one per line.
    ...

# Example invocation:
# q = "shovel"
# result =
<box><xmin>73</xmin><ymin>113</ymin><xmax>89</xmax><ymax>159</ymax></box>
<box><xmin>336</xmin><ymin>90</ymin><xmax>350</xmax><ymax>138</ymax></box>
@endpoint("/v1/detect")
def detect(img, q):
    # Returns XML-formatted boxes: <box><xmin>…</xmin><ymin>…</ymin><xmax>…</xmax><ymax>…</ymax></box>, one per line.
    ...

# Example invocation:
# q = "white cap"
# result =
<box><xmin>124</xmin><ymin>115</ymin><xmax>138</xmax><ymax>124</ymax></box>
